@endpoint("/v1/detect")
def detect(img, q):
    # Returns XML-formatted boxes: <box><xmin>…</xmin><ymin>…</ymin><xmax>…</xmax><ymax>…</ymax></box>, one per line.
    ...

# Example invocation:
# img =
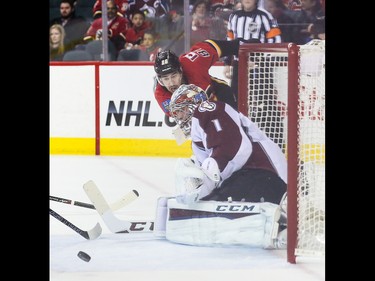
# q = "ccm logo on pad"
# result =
<box><xmin>215</xmin><ymin>205</ymin><xmax>256</xmax><ymax>212</ymax></box>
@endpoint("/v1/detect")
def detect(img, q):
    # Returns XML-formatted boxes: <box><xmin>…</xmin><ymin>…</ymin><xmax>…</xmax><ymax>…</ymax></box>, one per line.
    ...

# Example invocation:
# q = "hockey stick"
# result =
<box><xmin>50</xmin><ymin>189</ymin><xmax>139</xmax><ymax>211</ymax></box>
<box><xmin>83</xmin><ymin>180</ymin><xmax>154</xmax><ymax>233</ymax></box>
<box><xmin>49</xmin><ymin>208</ymin><xmax>102</xmax><ymax>240</ymax></box>
<box><xmin>49</xmin><ymin>195</ymin><xmax>95</xmax><ymax>209</ymax></box>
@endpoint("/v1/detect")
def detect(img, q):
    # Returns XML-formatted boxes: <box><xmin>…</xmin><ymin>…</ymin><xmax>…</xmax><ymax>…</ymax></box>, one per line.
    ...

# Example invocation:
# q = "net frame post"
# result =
<box><xmin>286</xmin><ymin>43</ymin><xmax>300</xmax><ymax>264</ymax></box>
<box><xmin>238</xmin><ymin>43</ymin><xmax>300</xmax><ymax>264</ymax></box>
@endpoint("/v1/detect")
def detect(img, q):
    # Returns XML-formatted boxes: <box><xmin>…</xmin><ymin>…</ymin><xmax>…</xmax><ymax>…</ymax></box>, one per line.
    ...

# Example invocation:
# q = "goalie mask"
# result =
<box><xmin>169</xmin><ymin>84</ymin><xmax>208</xmax><ymax>137</ymax></box>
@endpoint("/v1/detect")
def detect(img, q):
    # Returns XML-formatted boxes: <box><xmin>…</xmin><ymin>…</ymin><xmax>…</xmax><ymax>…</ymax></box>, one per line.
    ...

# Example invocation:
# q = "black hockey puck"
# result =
<box><xmin>77</xmin><ymin>251</ymin><xmax>91</xmax><ymax>262</ymax></box>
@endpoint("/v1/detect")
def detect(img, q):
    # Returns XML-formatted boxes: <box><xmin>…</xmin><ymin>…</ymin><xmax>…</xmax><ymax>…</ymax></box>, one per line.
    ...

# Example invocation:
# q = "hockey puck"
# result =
<box><xmin>77</xmin><ymin>251</ymin><xmax>91</xmax><ymax>262</ymax></box>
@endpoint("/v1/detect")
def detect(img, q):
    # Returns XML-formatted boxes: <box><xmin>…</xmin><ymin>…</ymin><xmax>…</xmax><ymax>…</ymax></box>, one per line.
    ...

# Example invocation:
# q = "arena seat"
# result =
<box><xmin>62</xmin><ymin>50</ymin><xmax>93</xmax><ymax>61</ymax></box>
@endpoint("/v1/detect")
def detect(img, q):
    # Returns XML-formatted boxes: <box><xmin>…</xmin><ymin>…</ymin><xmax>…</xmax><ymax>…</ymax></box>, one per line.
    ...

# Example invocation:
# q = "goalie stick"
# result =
<box><xmin>49</xmin><ymin>189</ymin><xmax>139</xmax><ymax>211</ymax></box>
<box><xmin>83</xmin><ymin>180</ymin><xmax>154</xmax><ymax>233</ymax></box>
<box><xmin>49</xmin><ymin>208</ymin><xmax>102</xmax><ymax>240</ymax></box>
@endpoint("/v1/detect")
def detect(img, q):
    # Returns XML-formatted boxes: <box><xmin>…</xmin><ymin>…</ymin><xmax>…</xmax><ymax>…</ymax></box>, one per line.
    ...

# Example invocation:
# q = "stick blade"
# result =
<box><xmin>83</xmin><ymin>180</ymin><xmax>132</xmax><ymax>233</ymax></box>
<box><xmin>111</xmin><ymin>190</ymin><xmax>139</xmax><ymax>211</ymax></box>
<box><xmin>83</xmin><ymin>180</ymin><xmax>111</xmax><ymax>216</ymax></box>
<box><xmin>86</xmin><ymin>222</ymin><xmax>102</xmax><ymax>240</ymax></box>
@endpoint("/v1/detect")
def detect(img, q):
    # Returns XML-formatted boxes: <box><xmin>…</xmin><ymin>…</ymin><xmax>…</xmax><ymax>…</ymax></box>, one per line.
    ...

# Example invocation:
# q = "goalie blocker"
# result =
<box><xmin>154</xmin><ymin>197</ymin><xmax>286</xmax><ymax>249</ymax></box>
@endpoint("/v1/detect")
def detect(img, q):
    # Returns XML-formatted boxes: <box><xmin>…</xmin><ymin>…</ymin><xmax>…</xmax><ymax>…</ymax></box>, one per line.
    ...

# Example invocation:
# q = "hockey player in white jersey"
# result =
<box><xmin>154</xmin><ymin>84</ymin><xmax>287</xmax><ymax>249</ymax></box>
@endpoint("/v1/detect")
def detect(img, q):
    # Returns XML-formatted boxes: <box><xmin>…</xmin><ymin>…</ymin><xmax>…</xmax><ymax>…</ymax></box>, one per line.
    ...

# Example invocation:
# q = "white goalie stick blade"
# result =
<box><xmin>110</xmin><ymin>189</ymin><xmax>139</xmax><ymax>211</ymax></box>
<box><xmin>49</xmin><ymin>208</ymin><xmax>102</xmax><ymax>240</ymax></box>
<box><xmin>83</xmin><ymin>180</ymin><xmax>154</xmax><ymax>234</ymax></box>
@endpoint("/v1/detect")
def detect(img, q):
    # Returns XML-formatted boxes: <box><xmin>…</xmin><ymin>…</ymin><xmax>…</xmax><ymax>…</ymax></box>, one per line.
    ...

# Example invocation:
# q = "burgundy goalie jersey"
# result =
<box><xmin>191</xmin><ymin>100</ymin><xmax>287</xmax><ymax>184</ymax></box>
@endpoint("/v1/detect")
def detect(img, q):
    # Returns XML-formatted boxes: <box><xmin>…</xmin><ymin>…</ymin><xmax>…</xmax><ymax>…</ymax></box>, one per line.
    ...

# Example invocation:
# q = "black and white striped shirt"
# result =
<box><xmin>227</xmin><ymin>8</ymin><xmax>282</xmax><ymax>44</ymax></box>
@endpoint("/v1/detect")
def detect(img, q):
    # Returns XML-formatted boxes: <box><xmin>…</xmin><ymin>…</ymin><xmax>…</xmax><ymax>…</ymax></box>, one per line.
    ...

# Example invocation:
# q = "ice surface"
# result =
<box><xmin>50</xmin><ymin>155</ymin><xmax>325</xmax><ymax>281</ymax></box>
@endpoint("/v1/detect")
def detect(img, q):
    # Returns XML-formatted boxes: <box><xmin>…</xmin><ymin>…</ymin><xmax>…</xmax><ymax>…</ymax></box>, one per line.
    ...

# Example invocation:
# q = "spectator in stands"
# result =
<box><xmin>209</xmin><ymin>1</ymin><xmax>234</xmax><ymax>41</ymax></box>
<box><xmin>307</xmin><ymin>15</ymin><xmax>325</xmax><ymax>40</ymax></box>
<box><xmin>50</xmin><ymin>0</ymin><xmax>90</xmax><ymax>52</ymax></box>
<box><xmin>138</xmin><ymin>28</ymin><xmax>163</xmax><ymax>61</ymax></box>
<box><xmin>264</xmin><ymin>0</ymin><xmax>295</xmax><ymax>42</ymax></box>
<box><xmin>50</xmin><ymin>24</ymin><xmax>66</xmax><ymax>61</ymax></box>
<box><xmin>283</xmin><ymin>0</ymin><xmax>301</xmax><ymax>10</ymax></box>
<box><xmin>289</xmin><ymin>0</ymin><xmax>324</xmax><ymax>44</ymax></box>
<box><xmin>190</xmin><ymin>1</ymin><xmax>212</xmax><ymax>45</ymax></box>
<box><xmin>92</xmin><ymin>0</ymin><xmax>130</xmax><ymax>19</ymax></box>
<box><xmin>209</xmin><ymin>0</ymin><xmax>235</xmax><ymax>15</ymax></box>
<box><xmin>124</xmin><ymin>10</ymin><xmax>151</xmax><ymax>49</ymax></box>
<box><xmin>127</xmin><ymin>0</ymin><xmax>169</xmax><ymax>20</ymax></box>
<box><xmin>233</xmin><ymin>0</ymin><xmax>242</xmax><ymax>10</ymax></box>
<box><xmin>118</xmin><ymin>27</ymin><xmax>162</xmax><ymax>61</ymax></box>
<box><xmin>83</xmin><ymin>0</ymin><xmax>129</xmax><ymax>53</ymax></box>
<box><xmin>168</xmin><ymin>0</ymin><xmax>184</xmax><ymax>14</ymax></box>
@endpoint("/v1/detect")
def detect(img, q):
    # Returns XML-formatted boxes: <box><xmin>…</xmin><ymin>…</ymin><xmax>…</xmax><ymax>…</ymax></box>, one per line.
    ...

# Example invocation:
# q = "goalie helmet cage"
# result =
<box><xmin>238</xmin><ymin>40</ymin><xmax>325</xmax><ymax>264</ymax></box>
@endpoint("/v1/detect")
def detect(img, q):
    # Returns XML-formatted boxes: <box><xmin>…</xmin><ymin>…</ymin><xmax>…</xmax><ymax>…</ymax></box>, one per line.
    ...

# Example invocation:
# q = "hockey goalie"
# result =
<box><xmin>154</xmin><ymin>84</ymin><xmax>288</xmax><ymax>249</ymax></box>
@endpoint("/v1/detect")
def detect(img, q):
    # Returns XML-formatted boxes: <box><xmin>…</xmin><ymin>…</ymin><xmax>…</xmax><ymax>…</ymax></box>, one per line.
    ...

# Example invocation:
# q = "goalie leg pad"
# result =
<box><xmin>153</xmin><ymin>196</ymin><xmax>171</xmax><ymax>237</ymax></box>
<box><xmin>261</xmin><ymin>202</ymin><xmax>281</xmax><ymax>249</ymax></box>
<box><xmin>164</xmin><ymin>198</ymin><xmax>281</xmax><ymax>248</ymax></box>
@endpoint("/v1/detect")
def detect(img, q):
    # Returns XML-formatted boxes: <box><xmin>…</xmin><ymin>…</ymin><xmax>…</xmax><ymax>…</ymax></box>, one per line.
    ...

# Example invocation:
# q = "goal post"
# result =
<box><xmin>238</xmin><ymin>40</ymin><xmax>325</xmax><ymax>264</ymax></box>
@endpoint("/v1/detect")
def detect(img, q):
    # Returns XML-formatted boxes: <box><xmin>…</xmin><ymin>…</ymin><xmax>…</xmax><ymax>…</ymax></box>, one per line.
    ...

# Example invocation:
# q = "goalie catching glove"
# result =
<box><xmin>174</xmin><ymin>157</ymin><xmax>220</xmax><ymax>205</ymax></box>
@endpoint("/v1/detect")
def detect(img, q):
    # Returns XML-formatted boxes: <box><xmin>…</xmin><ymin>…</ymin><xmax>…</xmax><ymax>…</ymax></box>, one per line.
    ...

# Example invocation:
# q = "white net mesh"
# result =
<box><xmin>295</xmin><ymin>40</ymin><xmax>325</xmax><ymax>256</ymax></box>
<box><xmin>246</xmin><ymin>51</ymin><xmax>288</xmax><ymax>152</ymax></box>
<box><xmin>244</xmin><ymin>40</ymin><xmax>325</xmax><ymax>258</ymax></box>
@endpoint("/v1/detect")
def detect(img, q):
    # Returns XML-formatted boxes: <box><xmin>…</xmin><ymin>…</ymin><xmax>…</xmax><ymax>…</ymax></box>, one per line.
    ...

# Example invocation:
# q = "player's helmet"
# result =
<box><xmin>169</xmin><ymin>84</ymin><xmax>208</xmax><ymax>137</ymax></box>
<box><xmin>154</xmin><ymin>50</ymin><xmax>182</xmax><ymax>77</ymax></box>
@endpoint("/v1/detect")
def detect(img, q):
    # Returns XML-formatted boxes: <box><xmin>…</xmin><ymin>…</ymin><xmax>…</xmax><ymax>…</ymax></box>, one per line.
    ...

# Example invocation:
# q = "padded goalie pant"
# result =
<box><xmin>201</xmin><ymin>168</ymin><xmax>286</xmax><ymax>204</ymax></box>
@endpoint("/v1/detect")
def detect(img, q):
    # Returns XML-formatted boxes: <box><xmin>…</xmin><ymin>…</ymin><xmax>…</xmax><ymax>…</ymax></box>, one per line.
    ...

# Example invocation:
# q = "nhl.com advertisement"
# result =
<box><xmin>50</xmin><ymin>63</ymin><xmax>228</xmax><ymax>155</ymax></box>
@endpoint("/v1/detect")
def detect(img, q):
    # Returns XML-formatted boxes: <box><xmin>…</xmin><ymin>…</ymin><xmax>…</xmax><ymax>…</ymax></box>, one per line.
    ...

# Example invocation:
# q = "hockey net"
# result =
<box><xmin>237</xmin><ymin>40</ymin><xmax>325</xmax><ymax>263</ymax></box>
